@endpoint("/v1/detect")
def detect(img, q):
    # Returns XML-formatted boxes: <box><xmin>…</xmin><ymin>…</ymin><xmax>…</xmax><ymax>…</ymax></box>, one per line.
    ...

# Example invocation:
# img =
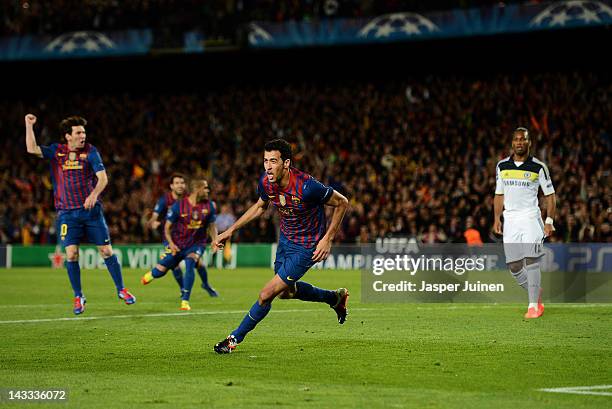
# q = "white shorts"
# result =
<box><xmin>503</xmin><ymin>217</ymin><xmax>545</xmax><ymax>263</ymax></box>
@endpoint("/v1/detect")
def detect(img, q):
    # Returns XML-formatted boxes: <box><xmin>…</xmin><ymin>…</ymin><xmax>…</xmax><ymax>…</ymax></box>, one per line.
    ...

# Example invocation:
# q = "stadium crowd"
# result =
<box><xmin>1</xmin><ymin>71</ymin><xmax>610</xmax><ymax>245</ymax></box>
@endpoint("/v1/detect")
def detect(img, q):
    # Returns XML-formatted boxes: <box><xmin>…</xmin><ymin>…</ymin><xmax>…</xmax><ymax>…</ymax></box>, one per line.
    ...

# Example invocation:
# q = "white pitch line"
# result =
<box><xmin>1</xmin><ymin>302</ymin><xmax>611</xmax><ymax>310</ymax></box>
<box><xmin>0</xmin><ymin>302</ymin><xmax>612</xmax><ymax>325</ymax></box>
<box><xmin>0</xmin><ymin>308</ymin><xmax>380</xmax><ymax>325</ymax></box>
<box><xmin>539</xmin><ymin>385</ymin><xmax>612</xmax><ymax>397</ymax></box>
<box><xmin>0</xmin><ymin>301</ymin><xmax>182</xmax><ymax>309</ymax></box>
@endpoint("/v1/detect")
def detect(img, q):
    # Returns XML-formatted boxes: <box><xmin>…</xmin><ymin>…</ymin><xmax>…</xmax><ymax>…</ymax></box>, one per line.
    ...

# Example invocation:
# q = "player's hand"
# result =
<box><xmin>213</xmin><ymin>230</ymin><xmax>232</xmax><ymax>250</ymax></box>
<box><xmin>210</xmin><ymin>244</ymin><xmax>218</xmax><ymax>254</ymax></box>
<box><xmin>544</xmin><ymin>224</ymin><xmax>555</xmax><ymax>238</ymax></box>
<box><xmin>493</xmin><ymin>219</ymin><xmax>503</xmax><ymax>235</ymax></box>
<box><xmin>312</xmin><ymin>237</ymin><xmax>332</xmax><ymax>263</ymax></box>
<box><xmin>83</xmin><ymin>193</ymin><xmax>98</xmax><ymax>210</ymax></box>
<box><xmin>169</xmin><ymin>242</ymin><xmax>180</xmax><ymax>255</ymax></box>
<box><xmin>25</xmin><ymin>114</ymin><xmax>37</xmax><ymax>126</ymax></box>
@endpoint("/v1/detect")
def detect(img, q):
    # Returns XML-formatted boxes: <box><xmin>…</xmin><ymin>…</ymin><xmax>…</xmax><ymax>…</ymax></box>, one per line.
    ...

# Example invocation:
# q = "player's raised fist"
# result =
<box><xmin>25</xmin><ymin>114</ymin><xmax>37</xmax><ymax>126</ymax></box>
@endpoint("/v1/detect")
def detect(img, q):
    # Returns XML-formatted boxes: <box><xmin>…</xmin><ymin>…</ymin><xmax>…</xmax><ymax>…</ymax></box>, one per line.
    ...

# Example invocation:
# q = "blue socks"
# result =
<box><xmin>171</xmin><ymin>267</ymin><xmax>184</xmax><ymax>289</ymax></box>
<box><xmin>294</xmin><ymin>281</ymin><xmax>337</xmax><ymax>306</ymax></box>
<box><xmin>231</xmin><ymin>301</ymin><xmax>272</xmax><ymax>343</ymax></box>
<box><xmin>228</xmin><ymin>282</ymin><xmax>335</xmax><ymax>343</ymax></box>
<box><xmin>104</xmin><ymin>255</ymin><xmax>124</xmax><ymax>291</ymax></box>
<box><xmin>197</xmin><ymin>264</ymin><xmax>210</xmax><ymax>289</ymax></box>
<box><xmin>66</xmin><ymin>261</ymin><xmax>82</xmax><ymax>297</ymax></box>
<box><xmin>181</xmin><ymin>258</ymin><xmax>196</xmax><ymax>301</ymax></box>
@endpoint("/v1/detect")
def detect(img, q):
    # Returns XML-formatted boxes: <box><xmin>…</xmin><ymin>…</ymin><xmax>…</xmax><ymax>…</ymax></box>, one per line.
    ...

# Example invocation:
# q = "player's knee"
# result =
<box><xmin>65</xmin><ymin>249</ymin><xmax>79</xmax><ymax>262</ymax></box>
<box><xmin>258</xmin><ymin>289</ymin><xmax>276</xmax><ymax>304</ymax></box>
<box><xmin>98</xmin><ymin>245</ymin><xmax>113</xmax><ymax>258</ymax></box>
<box><xmin>525</xmin><ymin>257</ymin><xmax>539</xmax><ymax>266</ymax></box>
<box><xmin>278</xmin><ymin>289</ymin><xmax>295</xmax><ymax>299</ymax></box>
<box><xmin>508</xmin><ymin>261</ymin><xmax>523</xmax><ymax>273</ymax></box>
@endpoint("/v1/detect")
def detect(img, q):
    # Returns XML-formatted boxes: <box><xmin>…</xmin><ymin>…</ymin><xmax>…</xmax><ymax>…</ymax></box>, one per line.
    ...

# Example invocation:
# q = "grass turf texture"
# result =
<box><xmin>0</xmin><ymin>267</ymin><xmax>611</xmax><ymax>409</ymax></box>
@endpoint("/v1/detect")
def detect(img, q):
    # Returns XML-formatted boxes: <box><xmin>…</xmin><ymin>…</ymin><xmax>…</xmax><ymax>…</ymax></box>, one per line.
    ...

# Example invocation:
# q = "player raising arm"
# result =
<box><xmin>25</xmin><ymin>113</ymin><xmax>135</xmax><ymax>315</ymax></box>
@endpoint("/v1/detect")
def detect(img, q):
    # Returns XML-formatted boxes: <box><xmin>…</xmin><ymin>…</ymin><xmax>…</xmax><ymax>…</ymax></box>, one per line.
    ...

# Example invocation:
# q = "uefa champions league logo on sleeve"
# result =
<box><xmin>45</xmin><ymin>31</ymin><xmax>116</xmax><ymax>54</ymax></box>
<box><xmin>358</xmin><ymin>13</ymin><xmax>439</xmax><ymax>39</ymax></box>
<box><xmin>530</xmin><ymin>1</ymin><xmax>612</xmax><ymax>27</ymax></box>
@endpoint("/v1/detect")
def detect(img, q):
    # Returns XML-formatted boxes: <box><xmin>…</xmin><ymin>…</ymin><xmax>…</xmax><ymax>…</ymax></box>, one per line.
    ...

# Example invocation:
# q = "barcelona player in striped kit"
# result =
<box><xmin>147</xmin><ymin>173</ymin><xmax>187</xmax><ymax>292</ymax></box>
<box><xmin>24</xmin><ymin>114</ymin><xmax>135</xmax><ymax>315</ymax></box>
<box><xmin>147</xmin><ymin>173</ymin><xmax>218</xmax><ymax>297</ymax></box>
<box><xmin>141</xmin><ymin>179</ymin><xmax>218</xmax><ymax>311</ymax></box>
<box><xmin>213</xmin><ymin>139</ymin><xmax>350</xmax><ymax>354</ymax></box>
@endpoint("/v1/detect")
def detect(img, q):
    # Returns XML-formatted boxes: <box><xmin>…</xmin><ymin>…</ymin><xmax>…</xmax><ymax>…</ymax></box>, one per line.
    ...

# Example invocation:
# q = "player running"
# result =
<box><xmin>141</xmin><ymin>179</ymin><xmax>218</xmax><ymax>311</ymax></box>
<box><xmin>213</xmin><ymin>138</ymin><xmax>350</xmax><ymax>354</ymax></box>
<box><xmin>24</xmin><ymin>114</ymin><xmax>136</xmax><ymax>315</ymax></box>
<box><xmin>147</xmin><ymin>173</ymin><xmax>188</xmax><ymax>293</ymax></box>
<box><xmin>493</xmin><ymin>127</ymin><xmax>556</xmax><ymax>319</ymax></box>
<box><xmin>146</xmin><ymin>173</ymin><xmax>218</xmax><ymax>297</ymax></box>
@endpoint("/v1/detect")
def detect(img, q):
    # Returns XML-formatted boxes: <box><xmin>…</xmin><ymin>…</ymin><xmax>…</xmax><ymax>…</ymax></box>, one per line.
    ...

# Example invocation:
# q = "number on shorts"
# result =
<box><xmin>60</xmin><ymin>223</ymin><xmax>68</xmax><ymax>238</ymax></box>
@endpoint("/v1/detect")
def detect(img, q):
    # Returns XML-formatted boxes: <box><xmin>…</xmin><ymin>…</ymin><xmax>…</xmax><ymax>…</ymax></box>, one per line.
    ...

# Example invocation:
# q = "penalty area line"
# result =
<box><xmin>0</xmin><ymin>308</ymin><xmax>380</xmax><ymax>325</ymax></box>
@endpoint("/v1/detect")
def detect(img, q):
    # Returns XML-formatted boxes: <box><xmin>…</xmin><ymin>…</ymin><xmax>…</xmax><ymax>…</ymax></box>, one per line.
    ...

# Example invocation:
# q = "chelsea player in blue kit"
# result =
<box><xmin>213</xmin><ymin>139</ymin><xmax>350</xmax><ymax>354</ymax></box>
<box><xmin>25</xmin><ymin>114</ymin><xmax>136</xmax><ymax>315</ymax></box>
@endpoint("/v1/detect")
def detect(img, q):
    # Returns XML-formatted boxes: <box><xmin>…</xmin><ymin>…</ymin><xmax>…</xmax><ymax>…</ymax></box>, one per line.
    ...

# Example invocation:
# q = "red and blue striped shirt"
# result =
<box><xmin>41</xmin><ymin>143</ymin><xmax>105</xmax><ymax>211</ymax></box>
<box><xmin>167</xmin><ymin>197</ymin><xmax>216</xmax><ymax>249</ymax></box>
<box><xmin>258</xmin><ymin>168</ymin><xmax>333</xmax><ymax>249</ymax></box>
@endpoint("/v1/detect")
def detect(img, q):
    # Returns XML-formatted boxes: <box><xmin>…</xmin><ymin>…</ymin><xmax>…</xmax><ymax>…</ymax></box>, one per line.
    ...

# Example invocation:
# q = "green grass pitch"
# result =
<box><xmin>0</xmin><ymin>267</ymin><xmax>611</xmax><ymax>408</ymax></box>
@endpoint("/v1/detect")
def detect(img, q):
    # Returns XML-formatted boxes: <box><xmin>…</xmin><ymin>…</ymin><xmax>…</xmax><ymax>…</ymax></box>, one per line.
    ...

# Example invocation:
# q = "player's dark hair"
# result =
<box><xmin>59</xmin><ymin>116</ymin><xmax>87</xmax><ymax>136</ymax></box>
<box><xmin>169</xmin><ymin>173</ymin><xmax>186</xmax><ymax>185</ymax></box>
<box><xmin>264</xmin><ymin>138</ymin><xmax>292</xmax><ymax>164</ymax></box>
<box><xmin>190</xmin><ymin>179</ymin><xmax>208</xmax><ymax>192</ymax></box>
<box><xmin>514</xmin><ymin>127</ymin><xmax>529</xmax><ymax>140</ymax></box>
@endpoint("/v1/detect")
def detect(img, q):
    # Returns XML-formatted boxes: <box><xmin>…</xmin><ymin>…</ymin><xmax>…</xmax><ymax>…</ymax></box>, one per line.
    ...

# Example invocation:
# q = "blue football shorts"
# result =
<box><xmin>274</xmin><ymin>234</ymin><xmax>317</xmax><ymax>286</ymax></box>
<box><xmin>158</xmin><ymin>244</ymin><xmax>205</xmax><ymax>270</ymax></box>
<box><xmin>57</xmin><ymin>204</ymin><xmax>111</xmax><ymax>247</ymax></box>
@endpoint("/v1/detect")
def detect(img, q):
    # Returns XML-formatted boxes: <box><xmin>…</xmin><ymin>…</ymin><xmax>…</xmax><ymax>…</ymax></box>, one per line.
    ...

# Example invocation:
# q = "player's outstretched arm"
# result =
<box><xmin>24</xmin><ymin>114</ymin><xmax>43</xmax><ymax>158</ymax></box>
<box><xmin>312</xmin><ymin>190</ymin><xmax>349</xmax><ymax>262</ymax></box>
<box><xmin>84</xmin><ymin>170</ymin><xmax>108</xmax><ymax>210</ymax></box>
<box><xmin>213</xmin><ymin>198</ymin><xmax>268</xmax><ymax>249</ymax></box>
<box><xmin>493</xmin><ymin>194</ymin><xmax>504</xmax><ymax>235</ymax></box>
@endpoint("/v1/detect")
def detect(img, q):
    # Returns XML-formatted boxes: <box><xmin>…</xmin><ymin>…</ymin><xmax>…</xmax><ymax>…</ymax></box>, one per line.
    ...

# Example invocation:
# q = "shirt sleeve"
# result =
<box><xmin>539</xmin><ymin>166</ymin><xmax>555</xmax><ymax>196</ymax></box>
<box><xmin>257</xmin><ymin>177</ymin><xmax>269</xmax><ymax>202</ymax></box>
<box><xmin>88</xmin><ymin>147</ymin><xmax>105</xmax><ymax>173</ymax></box>
<box><xmin>153</xmin><ymin>196</ymin><xmax>166</xmax><ymax>214</ymax></box>
<box><xmin>166</xmin><ymin>202</ymin><xmax>180</xmax><ymax>223</ymax></box>
<box><xmin>303</xmin><ymin>177</ymin><xmax>334</xmax><ymax>204</ymax></box>
<box><xmin>208</xmin><ymin>201</ymin><xmax>217</xmax><ymax>223</ymax></box>
<box><xmin>495</xmin><ymin>165</ymin><xmax>504</xmax><ymax>195</ymax></box>
<box><xmin>40</xmin><ymin>143</ymin><xmax>58</xmax><ymax>159</ymax></box>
